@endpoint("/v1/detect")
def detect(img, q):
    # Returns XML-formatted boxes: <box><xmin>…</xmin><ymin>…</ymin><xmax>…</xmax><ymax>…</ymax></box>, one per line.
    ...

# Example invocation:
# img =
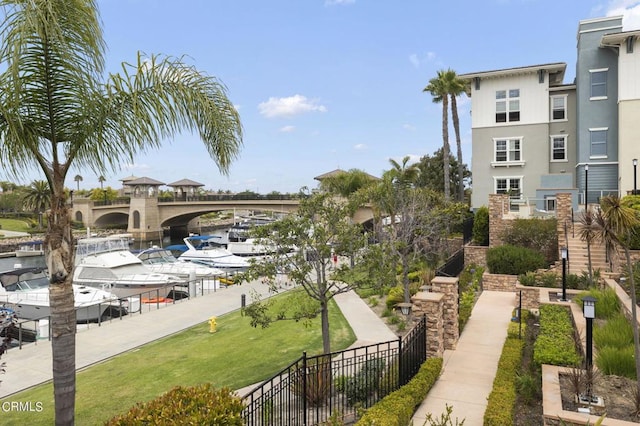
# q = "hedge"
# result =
<box><xmin>533</xmin><ymin>304</ymin><xmax>581</xmax><ymax>367</ymax></box>
<box><xmin>356</xmin><ymin>357</ymin><xmax>443</xmax><ymax>426</ymax></box>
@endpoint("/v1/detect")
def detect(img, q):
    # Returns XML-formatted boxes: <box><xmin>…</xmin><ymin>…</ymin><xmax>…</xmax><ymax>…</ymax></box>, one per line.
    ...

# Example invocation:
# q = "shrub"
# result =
<box><xmin>385</xmin><ymin>286</ymin><xmax>404</xmax><ymax>309</ymax></box>
<box><xmin>484</xmin><ymin>336</ymin><xmax>524</xmax><ymax>425</ymax></box>
<box><xmin>356</xmin><ymin>357</ymin><xmax>442</xmax><ymax>426</ymax></box>
<box><xmin>486</xmin><ymin>245</ymin><xmax>546</xmax><ymax>275</ymax></box>
<box><xmin>340</xmin><ymin>358</ymin><xmax>386</xmax><ymax>405</ymax></box>
<box><xmin>106</xmin><ymin>384</ymin><xmax>243</xmax><ymax>425</ymax></box>
<box><xmin>501</xmin><ymin>217</ymin><xmax>558</xmax><ymax>263</ymax></box>
<box><xmin>594</xmin><ymin>313</ymin><xmax>633</xmax><ymax>349</ymax></box>
<box><xmin>596</xmin><ymin>345</ymin><xmax>636</xmax><ymax>379</ymax></box>
<box><xmin>518</xmin><ymin>271</ymin><xmax>537</xmax><ymax>286</ymax></box>
<box><xmin>533</xmin><ymin>304</ymin><xmax>581</xmax><ymax>367</ymax></box>
<box><xmin>575</xmin><ymin>287</ymin><xmax>620</xmax><ymax>320</ymax></box>
<box><xmin>472</xmin><ymin>206</ymin><xmax>489</xmax><ymax>246</ymax></box>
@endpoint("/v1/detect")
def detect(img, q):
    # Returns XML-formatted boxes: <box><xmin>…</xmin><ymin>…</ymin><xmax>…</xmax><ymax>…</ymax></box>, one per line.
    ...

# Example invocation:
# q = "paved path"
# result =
<box><xmin>411</xmin><ymin>291</ymin><xmax>516</xmax><ymax>425</ymax></box>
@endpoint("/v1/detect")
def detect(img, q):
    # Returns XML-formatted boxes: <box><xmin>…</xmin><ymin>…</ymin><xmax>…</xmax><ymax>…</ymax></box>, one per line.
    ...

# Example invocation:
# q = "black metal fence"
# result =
<box><xmin>242</xmin><ymin>315</ymin><xmax>427</xmax><ymax>426</ymax></box>
<box><xmin>436</xmin><ymin>248</ymin><xmax>465</xmax><ymax>277</ymax></box>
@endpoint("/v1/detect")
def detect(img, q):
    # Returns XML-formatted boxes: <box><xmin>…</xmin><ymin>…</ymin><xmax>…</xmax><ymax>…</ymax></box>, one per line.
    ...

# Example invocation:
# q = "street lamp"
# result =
<box><xmin>633</xmin><ymin>158</ymin><xmax>638</xmax><ymax>195</ymax></box>
<box><xmin>582</xmin><ymin>295</ymin><xmax>596</xmax><ymax>401</ymax></box>
<box><xmin>584</xmin><ymin>164</ymin><xmax>589</xmax><ymax>206</ymax></box>
<box><xmin>397</xmin><ymin>302</ymin><xmax>412</xmax><ymax>316</ymax></box>
<box><xmin>560</xmin><ymin>246</ymin><xmax>568</xmax><ymax>302</ymax></box>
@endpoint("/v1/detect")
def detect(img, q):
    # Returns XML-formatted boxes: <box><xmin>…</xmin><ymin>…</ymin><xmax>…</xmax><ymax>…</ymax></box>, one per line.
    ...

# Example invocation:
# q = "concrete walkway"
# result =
<box><xmin>411</xmin><ymin>291</ymin><xmax>516</xmax><ymax>425</ymax></box>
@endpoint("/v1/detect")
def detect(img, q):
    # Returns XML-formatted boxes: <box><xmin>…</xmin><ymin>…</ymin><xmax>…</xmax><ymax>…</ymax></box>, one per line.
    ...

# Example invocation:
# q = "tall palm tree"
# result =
<box><xmin>0</xmin><ymin>1</ymin><xmax>242</xmax><ymax>423</ymax></box>
<box><xmin>387</xmin><ymin>155</ymin><xmax>420</xmax><ymax>189</ymax></box>
<box><xmin>594</xmin><ymin>195</ymin><xmax>640</xmax><ymax>397</ymax></box>
<box><xmin>98</xmin><ymin>175</ymin><xmax>105</xmax><ymax>190</ymax></box>
<box><xmin>24</xmin><ymin>180</ymin><xmax>51</xmax><ymax>228</ymax></box>
<box><xmin>445</xmin><ymin>70</ymin><xmax>467</xmax><ymax>202</ymax></box>
<box><xmin>424</xmin><ymin>70</ymin><xmax>451</xmax><ymax>200</ymax></box>
<box><xmin>74</xmin><ymin>174</ymin><xmax>83</xmax><ymax>191</ymax></box>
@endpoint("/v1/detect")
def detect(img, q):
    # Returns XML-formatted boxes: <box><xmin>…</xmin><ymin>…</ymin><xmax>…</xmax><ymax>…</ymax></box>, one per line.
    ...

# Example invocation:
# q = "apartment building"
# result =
<box><xmin>460</xmin><ymin>15</ymin><xmax>640</xmax><ymax>211</ymax></box>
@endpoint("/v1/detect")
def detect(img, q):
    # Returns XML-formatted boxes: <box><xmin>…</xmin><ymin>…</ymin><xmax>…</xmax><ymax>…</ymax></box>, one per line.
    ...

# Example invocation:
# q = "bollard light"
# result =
<box><xmin>583</xmin><ymin>295</ymin><xmax>596</xmax><ymax>369</ymax></box>
<box><xmin>584</xmin><ymin>164</ymin><xmax>589</xmax><ymax>206</ymax></box>
<box><xmin>560</xmin><ymin>246</ymin><xmax>568</xmax><ymax>302</ymax></box>
<box><xmin>634</xmin><ymin>158</ymin><xmax>638</xmax><ymax>195</ymax></box>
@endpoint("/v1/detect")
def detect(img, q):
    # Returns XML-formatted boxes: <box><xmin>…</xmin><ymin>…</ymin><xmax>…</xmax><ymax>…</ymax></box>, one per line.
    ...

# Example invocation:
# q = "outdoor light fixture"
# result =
<box><xmin>634</xmin><ymin>159</ymin><xmax>638</xmax><ymax>195</ymax></box>
<box><xmin>397</xmin><ymin>303</ymin><xmax>412</xmax><ymax>316</ymax></box>
<box><xmin>583</xmin><ymin>295</ymin><xmax>596</xmax><ymax>368</ymax></box>
<box><xmin>584</xmin><ymin>164</ymin><xmax>589</xmax><ymax>206</ymax></box>
<box><xmin>560</xmin><ymin>246</ymin><xmax>568</xmax><ymax>302</ymax></box>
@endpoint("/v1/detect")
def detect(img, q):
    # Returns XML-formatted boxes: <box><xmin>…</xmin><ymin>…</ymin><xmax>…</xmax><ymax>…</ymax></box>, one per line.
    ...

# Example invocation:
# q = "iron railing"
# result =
<box><xmin>242</xmin><ymin>315</ymin><xmax>427</xmax><ymax>426</ymax></box>
<box><xmin>436</xmin><ymin>249</ymin><xmax>465</xmax><ymax>278</ymax></box>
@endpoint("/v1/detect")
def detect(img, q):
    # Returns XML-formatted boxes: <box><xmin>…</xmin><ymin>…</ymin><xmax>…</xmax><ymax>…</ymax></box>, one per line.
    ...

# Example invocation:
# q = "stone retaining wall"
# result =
<box><xmin>482</xmin><ymin>272</ymin><xmax>518</xmax><ymax>292</ymax></box>
<box><xmin>464</xmin><ymin>245</ymin><xmax>488</xmax><ymax>268</ymax></box>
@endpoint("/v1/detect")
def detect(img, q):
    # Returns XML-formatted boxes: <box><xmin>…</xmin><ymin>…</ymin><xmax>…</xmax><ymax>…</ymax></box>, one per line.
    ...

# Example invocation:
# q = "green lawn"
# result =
<box><xmin>2</xmin><ymin>291</ymin><xmax>356</xmax><ymax>425</ymax></box>
<box><xmin>0</xmin><ymin>218</ymin><xmax>34</xmax><ymax>234</ymax></box>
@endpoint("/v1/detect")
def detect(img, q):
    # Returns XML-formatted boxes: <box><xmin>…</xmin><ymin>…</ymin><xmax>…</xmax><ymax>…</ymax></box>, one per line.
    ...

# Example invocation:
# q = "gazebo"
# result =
<box><xmin>167</xmin><ymin>179</ymin><xmax>205</xmax><ymax>201</ymax></box>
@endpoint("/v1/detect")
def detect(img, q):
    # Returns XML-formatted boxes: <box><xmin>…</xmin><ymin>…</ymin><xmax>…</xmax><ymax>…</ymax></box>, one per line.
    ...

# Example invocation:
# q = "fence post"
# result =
<box><xmin>302</xmin><ymin>351</ymin><xmax>307</xmax><ymax>426</ymax></box>
<box><xmin>397</xmin><ymin>335</ymin><xmax>403</xmax><ymax>387</ymax></box>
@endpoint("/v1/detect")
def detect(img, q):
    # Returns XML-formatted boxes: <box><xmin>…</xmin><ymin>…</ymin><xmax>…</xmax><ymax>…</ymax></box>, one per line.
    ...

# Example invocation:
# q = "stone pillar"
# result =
<box><xmin>489</xmin><ymin>194</ymin><xmax>509</xmax><ymax>247</ymax></box>
<box><xmin>411</xmin><ymin>291</ymin><xmax>444</xmax><ymax>358</ymax></box>
<box><xmin>555</xmin><ymin>193</ymin><xmax>572</xmax><ymax>255</ymax></box>
<box><xmin>127</xmin><ymin>196</ymin><xmax>163</xmax><ymax>243</ymax></box>
<box><xmin>430</xmin><ymin>276</ymin><xmax>459</xmax><ymax>350</ymax></box>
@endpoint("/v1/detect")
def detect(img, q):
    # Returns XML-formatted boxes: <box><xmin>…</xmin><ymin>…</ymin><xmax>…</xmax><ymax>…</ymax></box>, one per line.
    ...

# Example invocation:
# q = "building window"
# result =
<box><xmin>495</xmin><ymin>138</ymin><xmax>521</xmax><ymax>163</ymax></box>
<box><xmin>544</xmin><ymin>196</ymin><xmax>556</xmax><ymax>211</ymax></box>
<box><xmin>495</xmin><ymin>177</ymin><xmax>522</xmax><ymax>197</ymax></box>
<box><xmin>589</xmin><ymin>128</ymin><xmax>607</xmax><ymax>158</ymax></box>
<box><xmin>590</xmin><ymin>69</ymin><xmax>608</xmax><ymax>99</ymax></box>
<box><xmin>551</xmin><ymin>95</ymin><xmax>566</xmax><ymax>120</ymax></box>
<box><xmin>496</xmin><ymin>89</ymin><xmax>520</xmax><ymax>122</ymax></box>
<box><xmin>550</xmin><ymin>135</ymin><xmax>567</xmax><ymax>161</ymax></box>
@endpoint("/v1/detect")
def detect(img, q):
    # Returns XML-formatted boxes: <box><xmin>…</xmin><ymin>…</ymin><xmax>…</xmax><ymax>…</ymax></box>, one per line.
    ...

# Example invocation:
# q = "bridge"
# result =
<box><xmin>71</xmin><ymin>194</ymin><xmax>374</xmax><ymax>242</ymax></box>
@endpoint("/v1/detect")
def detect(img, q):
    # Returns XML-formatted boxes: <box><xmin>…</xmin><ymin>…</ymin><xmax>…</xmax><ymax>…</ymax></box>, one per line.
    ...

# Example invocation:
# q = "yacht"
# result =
<box><xmin>15</xmin><ymin>240</ymin><xmax>45</xmax><ymax>257</ymax></box>
<box><xmin>173</xmin><ymin>235</ymin><xmax>251</xmax><ymax>272</ymax></box>
<box><xmin>0</xmin><ymin>265</ymin><xmax>119</xmax><ymax>322</ymax></box>
<box><xmin>134</xmin><ymin>246</ymin><xmax>225</xmax><ymax>282</ymax></box>
<box><xmin>74</xmin><ymin>236</ymin><xmax>185</xmax><ymax>298</ymax></box>
<box><xmin>226</xmin><ymin>221</ymin><xmax>276</xmax><ymax>257</ymax></box>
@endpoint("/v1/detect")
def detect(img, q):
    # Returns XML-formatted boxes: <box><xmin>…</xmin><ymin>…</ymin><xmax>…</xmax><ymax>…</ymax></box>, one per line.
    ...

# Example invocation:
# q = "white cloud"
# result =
<box><xmin>324</xmin><ymin>0</ymin><xmax>355</xmax><ymax>6</ymax></box>
<box><xmin>279</xmin><ymin>125</ymin><xmax>296</xmax><ymax>133</ymax></box>
<box><xmin>605</xmin><ymin>1</ymin><xmax>640</xmax><ymax>30</ymax></box>
<box><xmin>388</xmin><ymin>154</ymin><xmax>421</xmax><ymax>165</ymax></box>
<box><xmin>353</xmin><ymin>143</ymin><xmax>367</xmax><ymax>150</ymax></box>
<box><xmin>258</xmin><ymin>94</ymin><xmax>328</xmax><ymax>118</ymax></box>
<box><xmin>408</xmin><ymin>52</ymin><xmax>436</xmax><ymax>68</ymax></box>
<box><xmin>403</xmin><ymin>123</ymin><xmax>416</xmax><ymax>131</ymax></box>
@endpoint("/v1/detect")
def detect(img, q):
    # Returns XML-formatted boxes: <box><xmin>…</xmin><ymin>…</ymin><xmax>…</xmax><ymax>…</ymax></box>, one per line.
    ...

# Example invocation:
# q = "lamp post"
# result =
<box><xmin>633</xmin><ymin>158</ymin><xmax>638</xmax><ymax>195</ymax></box>
<box><xmin>560</xmin><ymin>246</ymin><xmax>568</xmax><ymax>301</ymax></box>
<box><xmin>583</xmin><ymin>295</ymin><xmax>596</xmax><ymax>400</ymax></box>
<box><xmin>584</xmin><ymin>164</ymin><xmax>589</xmax><ymax>207</ymax></box>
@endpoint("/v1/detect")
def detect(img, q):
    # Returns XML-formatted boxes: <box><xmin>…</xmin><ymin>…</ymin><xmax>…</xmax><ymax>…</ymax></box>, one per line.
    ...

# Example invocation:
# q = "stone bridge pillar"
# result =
<box><xmin>128</xmin><ymin>196</ymin><xmax>163</xmax><ymax>243</ymax></box>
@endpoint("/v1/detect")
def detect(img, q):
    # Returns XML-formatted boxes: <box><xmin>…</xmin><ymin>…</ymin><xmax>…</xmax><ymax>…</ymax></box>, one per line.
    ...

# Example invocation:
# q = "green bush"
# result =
<box><xmin>486</xmin><ymin>245</ymin><xmax>546</xmax><ymax>275</ymax></box>
<box><xmin>533</xmin><ymin>305</ymin><xmax>581</xmax><ymax>367</ymax></box>
<box><xmin>356</xmin><ymin>357</ymin><xmax>442</xmax><ymax>426</ymax></box>
<box><xmin>106</xmin><ymin>384</ymin><xmax>243</xmax><ymax>425</ymax></box>
<box><xmin>594</xmin><ymin>313</ymin><xmax>633</xmax><ymax>349</ymax></box>
<box><xmin>472</xmin><ymin>206</ymin><xmax>489</xmax><ymax>246</ymax></box>
<box><xmin>484</xmin><ymin>336</ymin><xmax>524</xmax><ymax>425</ymax></box>
<box><xmin>596</xmin><ymin>345</ymin><xmax>636</xmax><ymax>379</ymax></box>
<box><xmin>575</xmin><ymin>287</ymin><xmax>620</xmax><ymax>320</ymax></box>
<box><xmin>501</xmin><ymin>217</ymin><xmax>558</xmax><ymax>263</ymax></box>
<box><xmin>340</xmin><ymin>358</ymin><xmax>386</xmax><ymax>405</ymax></box>
<box><xmin>385</xmin><ymin>286</ymin><xmax>404</xmax><ymax>309</ymax></box>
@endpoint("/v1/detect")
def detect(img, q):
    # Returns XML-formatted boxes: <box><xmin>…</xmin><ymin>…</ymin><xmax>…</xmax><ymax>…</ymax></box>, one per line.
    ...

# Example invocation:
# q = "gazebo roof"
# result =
<box><xmin>125</xmin><ymin>176</ymin><xmax>165</xmax><ymax>186</ymax></box>
<box><xmin>167</xmin><ymin>179</ymin><xmax>205</xmax><ymax>187</ymax></box>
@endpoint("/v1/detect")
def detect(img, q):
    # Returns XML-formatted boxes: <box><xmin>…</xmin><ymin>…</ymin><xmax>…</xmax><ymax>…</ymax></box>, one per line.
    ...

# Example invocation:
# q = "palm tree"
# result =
<box><xmin>445</xmin><ymin>70</ymin><xmax>467</xmax><ymax>202</ymax></box>
<box><xmin>74</xmin><ymin>174</ymin><xmax>83</xmax><ymax>191</ymax></box>
<box><xmin>594</xmin><ymin>195</ymin><xmax>640</xmax><ymax>397</ymax></box>
<box><xmin>0</xmin><ymin>1</ymin><xmax>242</xmax><ymax>423</ymax></box>
<box><xmin>577</xmin><ymin>207</ymin><xmax>596</xmax><ymax>284</ymax></box>
<box><xmin>24</xmin><ymin>180</ymin><xmax>51</xmax><ymax>228</ymax></box>
<box><xmin>424</xmin><ymin>70</ymin><xmax>451</xmax><ymax>200</ymax></box>
<box><xmin>387</xmin><ymin>155</ymin><xmax>420</xmax><ymax>189</ymax></box>
<box><xmin>98</xmin><ymin>175</ymin><xmax>106</xmax><ymax>189</ymax></box>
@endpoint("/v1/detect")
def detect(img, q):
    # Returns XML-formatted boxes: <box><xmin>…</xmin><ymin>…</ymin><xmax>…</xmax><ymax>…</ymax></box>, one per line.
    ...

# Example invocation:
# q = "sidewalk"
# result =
<box><xmin>411</xmin><ymin>291</ymin><xmax>516</xmax><ymax>425</ymax></box>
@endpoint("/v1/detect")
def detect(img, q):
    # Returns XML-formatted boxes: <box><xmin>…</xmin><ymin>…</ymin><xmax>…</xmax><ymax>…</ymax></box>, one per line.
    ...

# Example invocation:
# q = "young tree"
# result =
<box><xmin>577</xmin><ymin>207</ymin><xmax>597</xmax><ymax>284</ymax></box>
<box><xmin>0</xmin><ymin>1</ymin><xmax>242</xmax><ymax>423</ymax></box>
<box><xmin>239</xmin><ymin>192</ymin><xmax>365</xmax><ymax>354</ymax></box>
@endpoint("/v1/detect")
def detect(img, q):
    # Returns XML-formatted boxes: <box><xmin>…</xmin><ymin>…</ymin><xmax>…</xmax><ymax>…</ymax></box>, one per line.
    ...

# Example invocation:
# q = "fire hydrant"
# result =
<box><xmin>208</xmin><ymin>316</ymin><xmax>217</xmax><ymax>333</ymax></box>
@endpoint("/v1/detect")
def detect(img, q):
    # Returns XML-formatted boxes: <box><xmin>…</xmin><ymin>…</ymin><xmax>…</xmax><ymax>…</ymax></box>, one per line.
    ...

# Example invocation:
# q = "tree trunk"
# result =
<box><xmin>441</xmin><ymin>96</ymin><xmax>451</xmax><ymax>200</ymax></box>
<box><xmin>586</xmin><ymin>239</ymin><xmax>593</xmax><ymax>284</ymax></box>
<box><xmin>402</xmin><ymin>256</ymin><xmax>411</xmax><ymax>304</ymax></box>
<box><xmin>46</xmin><ymin>180</ymin><xmax>77</xmax><ymax>425</ymax></box>
<box><xmin>450</xmin><ymin>95</ymin><xmax>464</xmax><ymax>202</ymax></box>
<box><xmin>320</xmin><ymin>298</ymin><xmax>330</xmax><ymax>354</ymax></box>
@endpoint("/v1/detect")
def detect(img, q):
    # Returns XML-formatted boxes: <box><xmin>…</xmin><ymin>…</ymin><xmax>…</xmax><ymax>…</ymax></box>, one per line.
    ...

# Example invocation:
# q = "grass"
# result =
<box><xmin>2</xmin><ymin>290</ymin><xmax>356</xmax><ymax>425</ymax></box>
<box><xmin>0</xmin><ymin>218</ymin><xmax>34</xmax><ymax>234</ymax></box>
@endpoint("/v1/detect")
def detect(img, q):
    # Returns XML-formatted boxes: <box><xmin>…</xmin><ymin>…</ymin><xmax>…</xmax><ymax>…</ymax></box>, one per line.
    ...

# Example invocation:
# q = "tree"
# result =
<box><xmin>98</xmin><ymin>175</ymin><xmax>105</xmax><ymax>189</ymax></box>
<box><xmin>577</xmin><ymin>207</ymin><xmax>597</xmax><ymax>284</ymax></box>
<box><xmin>415</xmin><ymin>148</ymin><xmax>470</xmax><ymax>200</ymax></box>
<box><xmin>424</xmin><ymin>70</ymin><xmax>452</xmax><ymax>200</ymax></box>
<box><xmin>239</xmin><ymin>192</ymin><xmax>365</xmax><ymax>354</ymax></box>
<box><xmin>387</xmin><ymin>156</ymin><xmax>420</xmax><ymax>189</ymax></box>
<box><xmin>0</xmin><ymin>1</ymin><xmax>242</xmax><ymax>423</ymax></box>
<box><xmin>594</xmin><ymin>195</ymin><xmax>640</xmax><ymax>397</ymax></box>
<box><xmin>319</xmin><ymin>168</ymin><xmax>378</xmax><ymax>197</ymax></box>
<box><xmin>74</xmin><ymin>174</ymin><xmax>83</xmax><ymax>191</ymax></box>
<box><xmin>24</xmin><ymin>180</ymin><xmax>52</xmax><ymax>228</ymax></box>
<box><xmin>445</xmin><ymin>70</ymin><xmax>467</xmax><ymax>202</ymax></box>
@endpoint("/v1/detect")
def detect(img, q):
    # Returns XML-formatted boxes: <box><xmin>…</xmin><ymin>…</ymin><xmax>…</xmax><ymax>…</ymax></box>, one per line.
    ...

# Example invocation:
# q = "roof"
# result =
<box><xmin>119</xmin><ymin>175</ymin><xmax>139</xmax><ymax>183</ymax></box>
<box><xmin>458</xmin><ymin>62</ymin><xmax>567</xmax><ymax>94</ymax></box>
<box><xmin>125</xmin><ymin>177</ymin><xmax>165</xmax><ymax>186</ymax></box>
<box><xmin>167</xmin><ymin>179</ymin><xmax>205</xmax><ymax>187</ymax></box>
<box><xmin>601</xmin><ymin>29</ymin><xmax>640</xmax><ymax>46</ymax></box>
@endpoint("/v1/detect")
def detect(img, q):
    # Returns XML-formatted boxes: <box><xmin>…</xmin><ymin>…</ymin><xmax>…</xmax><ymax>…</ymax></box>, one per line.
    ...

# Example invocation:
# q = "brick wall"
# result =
<box><xmin>464</xmin><ymin>245</ymin><xmax>488</xmax><ymax>268</ymax></box>
<box><xmin>482</xmin><ymin>272</ymin><xmax>518</xmax><ymax>292</ymax></box>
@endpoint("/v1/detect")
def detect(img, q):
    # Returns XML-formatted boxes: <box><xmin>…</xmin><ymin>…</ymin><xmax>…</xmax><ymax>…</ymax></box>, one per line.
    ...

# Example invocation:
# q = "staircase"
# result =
<box><xmin>564</xmin><ymin>226</ymin><xmax>610</xmax><ymax>277</ymax></box>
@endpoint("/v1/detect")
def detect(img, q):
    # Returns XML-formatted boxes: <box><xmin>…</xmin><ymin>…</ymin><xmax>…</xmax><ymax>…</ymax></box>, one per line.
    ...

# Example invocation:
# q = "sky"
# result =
<box><xmin>6</xmin><ymin>0</ymin><xmax>640</xmax><ymax>194</ymax></box>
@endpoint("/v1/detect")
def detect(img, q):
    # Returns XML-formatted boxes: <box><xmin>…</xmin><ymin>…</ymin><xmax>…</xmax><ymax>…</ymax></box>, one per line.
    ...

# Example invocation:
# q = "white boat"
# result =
<box><xmin>15</xmin><ymin>240</ymin><xmax>44</xmax><ymax>257</ymax></box>
<box><xmin>226</xmin><ymin>222</ymin><xmax>276</xmax><ymax>257</ymax></box>
<box><xmin>74</xmin><ymin>236</ymin><xmax>186</xmax><ymax>298</ymax></box>
<box><xmin>0</xmin><ymin>266</ymin><xmax>119</xmax><ymax>322</ymax></box>
<box><xmin>134</xmin><ymin>246</ymin><xmax>225</xmax><ymax>280</ymax></box>
<box><xmin>174</xmin><ymin>235</ymin><xmax>251</xmax><ymax>271</ymax></box>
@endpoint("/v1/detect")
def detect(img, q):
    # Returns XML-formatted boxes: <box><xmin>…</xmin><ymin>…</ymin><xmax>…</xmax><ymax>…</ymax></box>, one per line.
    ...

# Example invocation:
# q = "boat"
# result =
<box><xmin>226</xmin><ymin>221</ymin><xmax>277</xmax><ymax>257</ymax></box>
<box><xmin>0</xmin><ymin>265</ymin><xmax>119</xmax><ymax>322</ymax></box>
<box><xmin>134</xmin><ymin>246</ymin><xmax>225</xmax><ymax>280</ymax></box>
<box><xmin>173</xmin><ymin>235</ymin><xmax>251</xmax><ymax>272</ymax></box>
<box><xmin>15</xmin><ymin>240</ymin><xmax>44</xmax><ymax>257</ymax></box>
<box><xmin>73</xmin><ymin>236</ymin><xmax>186</xmax><ymax>298</ymax></box>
